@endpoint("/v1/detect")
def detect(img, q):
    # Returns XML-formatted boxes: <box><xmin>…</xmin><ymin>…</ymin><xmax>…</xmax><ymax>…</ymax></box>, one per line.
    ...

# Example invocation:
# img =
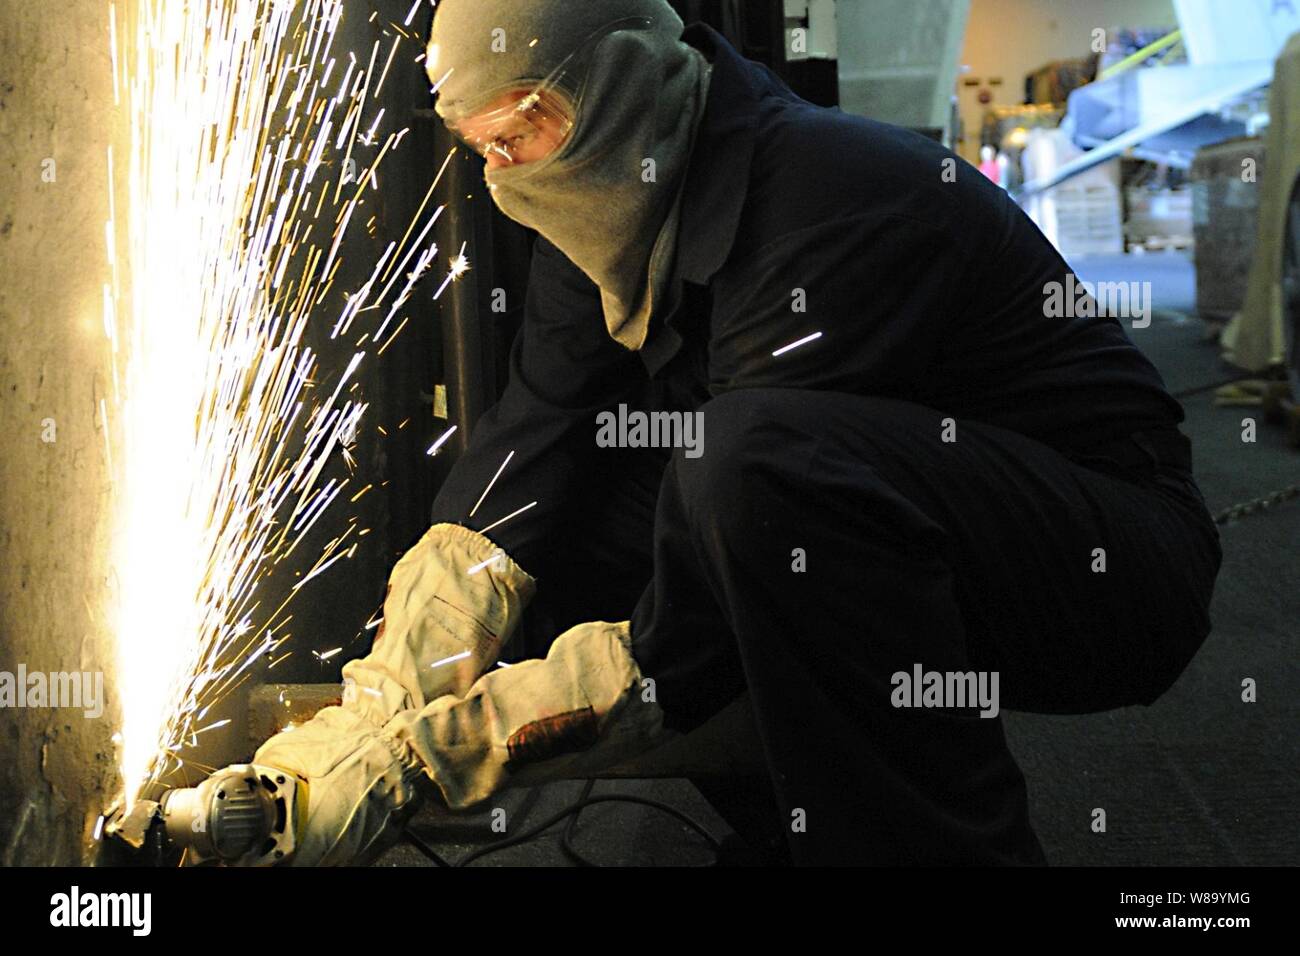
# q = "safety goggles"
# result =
<box><xmin>445</xmin><ymin>15</ymin><xmax>656</xmax><ymax>166</ymax></box>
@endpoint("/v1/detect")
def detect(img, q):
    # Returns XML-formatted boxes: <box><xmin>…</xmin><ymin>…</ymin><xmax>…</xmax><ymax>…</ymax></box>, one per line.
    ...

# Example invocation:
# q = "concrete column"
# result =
<box><xmin>0</xmin><ymin>0</ymin><xmax>125</xmax><ymax>864</ymax></box>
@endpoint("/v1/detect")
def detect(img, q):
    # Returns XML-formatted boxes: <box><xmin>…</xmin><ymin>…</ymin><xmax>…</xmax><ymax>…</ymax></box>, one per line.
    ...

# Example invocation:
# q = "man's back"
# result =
<box><xmin>673</xmin><ymin>24</ymin><xmax>1185</xmax><ymax>459</ymax></box>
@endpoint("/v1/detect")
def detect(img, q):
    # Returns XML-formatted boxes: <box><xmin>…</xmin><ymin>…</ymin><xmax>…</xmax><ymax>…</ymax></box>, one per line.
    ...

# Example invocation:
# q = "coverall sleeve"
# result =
<box><xmin>429</xmin><ymin>235</ymin><xmax>647</xmax><ymax>584</ymax></box>
<box><xmin>705</xmin><ymin>212</ymin><xmax>962</xmax><ymax>398</ymax></box>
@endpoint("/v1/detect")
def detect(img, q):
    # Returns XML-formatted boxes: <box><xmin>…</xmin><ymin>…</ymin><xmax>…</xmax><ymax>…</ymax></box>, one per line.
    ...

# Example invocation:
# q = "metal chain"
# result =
<box><xmin>1212</xmin><ymin>482</ymin><xmax>1300</xmax><ymax>526</ymax></box>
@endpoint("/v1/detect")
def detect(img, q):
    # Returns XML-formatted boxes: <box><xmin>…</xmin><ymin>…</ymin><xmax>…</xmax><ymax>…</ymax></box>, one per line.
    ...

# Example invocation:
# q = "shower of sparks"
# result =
<box><xmin>106</xmin><ymin>0</ymin><xmax>468</xmax><ymax>807</ymax></box>
<box><xmin>772</xmin><ymin>332</ymin><xmax>824</xmax><ymax>357</ymax></box>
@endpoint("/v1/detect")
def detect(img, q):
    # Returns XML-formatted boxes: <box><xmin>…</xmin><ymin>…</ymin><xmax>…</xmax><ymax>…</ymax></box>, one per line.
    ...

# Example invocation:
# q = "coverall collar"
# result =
<box><xmin>674</xmin><ymin>23</ymin><xmax>759</xmax><ymax>286</ymax></box>
<box><xmin>637</xmin><ymin>23</ymin><xmax>761</xmax><ymax>376</ymax></box>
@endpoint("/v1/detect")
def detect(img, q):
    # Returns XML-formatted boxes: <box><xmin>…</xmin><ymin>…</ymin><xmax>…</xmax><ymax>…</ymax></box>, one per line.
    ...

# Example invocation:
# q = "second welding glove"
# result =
<box><xmin>386</xmin><ymin>618</ymin><xmax>669</xmax><ymax>810</ymax></box>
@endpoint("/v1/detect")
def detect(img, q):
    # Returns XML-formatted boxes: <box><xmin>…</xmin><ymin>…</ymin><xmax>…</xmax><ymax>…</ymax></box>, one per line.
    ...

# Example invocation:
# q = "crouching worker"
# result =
<box><xmin>253</xmin><ymin>0</ymin><xmax>1222</xmax><ymax>866</ymax></box>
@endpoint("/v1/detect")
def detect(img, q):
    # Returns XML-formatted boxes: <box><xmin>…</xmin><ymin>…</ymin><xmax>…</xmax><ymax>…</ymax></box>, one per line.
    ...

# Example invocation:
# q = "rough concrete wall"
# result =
<box><xmin>0</xmin><ymin>0</ymin><xmax>126</xmax><ymax>864</ymax></box>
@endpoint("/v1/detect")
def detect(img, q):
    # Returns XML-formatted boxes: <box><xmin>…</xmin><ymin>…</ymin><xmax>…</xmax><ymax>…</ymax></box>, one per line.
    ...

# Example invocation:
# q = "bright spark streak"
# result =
<box><xmin>430</xmin><ymin>650</ymin><xmax>471</xmax><ymax>670</ymax></box>
<box><xmin>772</xmin><ymin>332</ymin><xmax>824</xmax><ymax>357</ymax></box>
<box><xmin>427</xmin><ymin>425</ymin><xmax>457</xmax><ymax>456</ymax></box>
<box><xmin>470</xmin><ymin>450</ymin><xmax>515</xmax><ymax>518</ymax></box>
<box><xmin>375</xmin><ymin>36</ymin><xmax>403</xmax><ymax>95</ymax></box>
<box><xmin>433</xmin><ymin>242</ymin><xmax>470</xmax><ymax>300</ymax></box>
<box><xmin>479</xmin><ymin>501</ymin><xmax>539</xmax><ymax>536</ymax></box>
<box><xmin>291</xmin><ymin>545</ymin><xmax>352</xmax><ymax>591</ymax></box>
<box><xmin>467</xmin><ymin>551</ymin><xmax>504</xmax><ymax>575</ymax></box>
<box><xmin>376</xmin><ymin>316</ymin><xmax>411</xmax><ymax>355</ymax></box>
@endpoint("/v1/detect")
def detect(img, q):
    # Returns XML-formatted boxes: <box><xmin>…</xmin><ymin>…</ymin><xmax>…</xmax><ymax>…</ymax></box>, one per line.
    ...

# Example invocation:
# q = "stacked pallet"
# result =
<box><xmin>1125</xmin><ymin>187</ymin><xmax>1195</xmax><ymax>251</ymax></box>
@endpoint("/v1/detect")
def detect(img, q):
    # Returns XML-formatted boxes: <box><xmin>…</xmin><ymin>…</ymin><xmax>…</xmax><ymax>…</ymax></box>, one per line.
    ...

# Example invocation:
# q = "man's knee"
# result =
<box><xmin>664</xmin><ymin>390</ymin><xmax>804</xmax><ymax>539</ymax></box>
<box><xmin>665</xmin><ymin>388</ymin><xmax>925</xmax><ymax>543</ymax></box>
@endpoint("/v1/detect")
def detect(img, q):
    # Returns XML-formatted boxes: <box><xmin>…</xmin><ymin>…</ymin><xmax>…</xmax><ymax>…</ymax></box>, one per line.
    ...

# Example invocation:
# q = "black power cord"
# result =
<box><xmin>559</xmin><ymin>778</ymin><xmax>597</xmax><ymax>867</ymax></box>
<box><xmin>403</xmin><ymin>780</ymin><xmax>723</xmax><ymax>868</ymax></box>
<box><xmin>403</xmin><ymin>828</ymin><xmax>453</xmax><ymax>867</ymax></box>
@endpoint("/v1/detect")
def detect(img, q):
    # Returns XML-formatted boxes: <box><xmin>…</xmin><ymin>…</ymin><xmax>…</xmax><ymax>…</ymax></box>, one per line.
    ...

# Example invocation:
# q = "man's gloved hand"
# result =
<box><xmin>250</xmin><ymin>523</ymin><xmax>536</xmax><ymax>866</ymax></box>
<box><xmin>387</xmin><ymin>619</ymin><xmax>671</xmax><ymax>810</ymax></box>
<box><xmin>251</xmin><ymin>704</ymin><xmax>424</xmax><ymax>867</ymax></box>
<box><xmin>341</xmin><ymin>522</ymin><xmax>537</xmax><ymax>725</ymax></box>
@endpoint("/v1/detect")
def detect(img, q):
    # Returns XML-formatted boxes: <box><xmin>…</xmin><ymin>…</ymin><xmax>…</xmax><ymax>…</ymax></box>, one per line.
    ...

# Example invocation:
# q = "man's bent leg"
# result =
<box><xmin>630</xmin><ymin>388</ymin><xmax>1219</xmax><ymax>864</ymax></box>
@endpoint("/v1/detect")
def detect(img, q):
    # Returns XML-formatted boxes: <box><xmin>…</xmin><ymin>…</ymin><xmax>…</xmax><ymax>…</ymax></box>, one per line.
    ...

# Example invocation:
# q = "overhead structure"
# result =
<box><xmin>1019</xmin><ymin>0</ymin><xmax>1300</xmax><ymax>199</ymax></box>
<box><xmin>834</xmin><ymin>0</ymin><xmax>971</xmax><ymax>141</ymax></box>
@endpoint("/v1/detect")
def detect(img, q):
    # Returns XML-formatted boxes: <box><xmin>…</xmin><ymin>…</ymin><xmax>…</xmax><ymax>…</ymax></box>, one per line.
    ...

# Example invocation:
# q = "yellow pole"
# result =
<box><xmin>1099</xmin><ymin>29</ymin><xmax>1183</xmax><ymax>82</ymax></box>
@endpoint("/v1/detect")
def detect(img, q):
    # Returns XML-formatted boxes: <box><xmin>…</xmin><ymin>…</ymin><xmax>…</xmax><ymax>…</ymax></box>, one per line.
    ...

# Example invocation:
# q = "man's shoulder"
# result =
<box><xmin>734</xmin><ymin>95</ymin><xmax>975</xmax><ymax>256</ymax></box>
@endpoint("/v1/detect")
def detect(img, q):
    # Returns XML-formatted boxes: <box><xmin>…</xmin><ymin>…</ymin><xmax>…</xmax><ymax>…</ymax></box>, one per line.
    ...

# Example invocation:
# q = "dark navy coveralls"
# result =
<box><xmin>429</xmin><ymin>24</ymin><xmax>1223</xmax><ymax>864</ymax></box>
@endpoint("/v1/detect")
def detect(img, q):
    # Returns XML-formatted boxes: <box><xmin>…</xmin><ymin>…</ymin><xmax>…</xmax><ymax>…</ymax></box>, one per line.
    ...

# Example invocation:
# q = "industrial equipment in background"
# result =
<box><xmin>835</xmin><ymin>0</ymin><xmax>970</xmax><ymax>146</ymax></box>
<box><xmin>1019</xmin><ymin>0</ymin><xmax>1295</xmax><ymax>199</ymax></box>
<box><xmin>981</xmin><ymin>0</ymin><xmax>1299</xmax><ymax>436</ymax></box>
<box><xmin>1010</xmin><ymin>0</ymin><xmax>1292</xmax><ymax>260</ymax></box>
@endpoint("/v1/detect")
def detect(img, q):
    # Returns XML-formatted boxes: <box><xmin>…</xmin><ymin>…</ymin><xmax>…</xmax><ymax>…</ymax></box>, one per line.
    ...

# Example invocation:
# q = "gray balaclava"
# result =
<box><xmin>429</xmin><ymin>0</ymin><xmax>711</xmax><ymax>351</ymax></box>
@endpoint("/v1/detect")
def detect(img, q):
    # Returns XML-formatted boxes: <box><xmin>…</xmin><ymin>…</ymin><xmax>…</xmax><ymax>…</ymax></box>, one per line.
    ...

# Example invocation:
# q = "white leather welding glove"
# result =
<box><xmin>385</xmin><ymin>620</ymin><xmax>670</xmax><ymax>810</ymax></box>
<box><xmin>340</xmin><ymin>522</ymin><xmax>536</xmax><ymax>725</ymax></box>
<box><xmin>248</xmin><ymin>522</ymin><xmax>535</xmax><ymax>866</ymax></box>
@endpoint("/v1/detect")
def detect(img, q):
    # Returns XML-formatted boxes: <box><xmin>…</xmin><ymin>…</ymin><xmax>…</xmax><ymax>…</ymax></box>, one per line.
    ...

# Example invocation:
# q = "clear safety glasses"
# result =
<box><xmin>445</xmin><ymin>15</ymin><xmax>656</xmax><ymax>166</ymax></box>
